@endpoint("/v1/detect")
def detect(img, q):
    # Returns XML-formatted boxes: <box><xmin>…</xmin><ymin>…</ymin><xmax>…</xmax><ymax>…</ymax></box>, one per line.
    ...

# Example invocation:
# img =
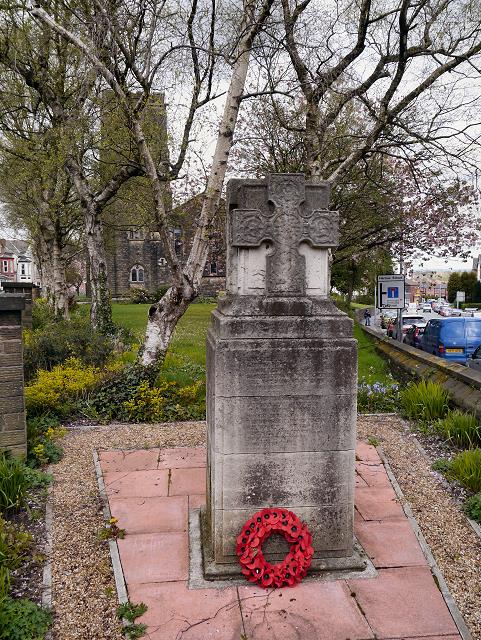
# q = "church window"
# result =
<box><xmin>130</xmin><ymin>265</ymin><xmax>145</xmax><ymax>283</ymax></box>
<box><xmin>174</xmin><ymin>228</ymin><xmax>182</xmax><ymax>255</ymax></box>
<box><xmin>128</xmin><ymin>229</ymin><xmax>142</xmax><ymax>240</ymax></box>
<box><xmin>210</xmin><ymin>261</ymin><xmax>217</xmax><ymax>275</ymax></box>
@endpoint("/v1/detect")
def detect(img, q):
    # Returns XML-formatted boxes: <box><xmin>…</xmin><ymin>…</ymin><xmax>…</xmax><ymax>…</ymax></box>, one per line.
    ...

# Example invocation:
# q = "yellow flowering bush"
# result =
<box><xmin>122</xmin><ymin>379</ymin><xmax>205</xmax><ymax>423</ymax></box>
<box><xmin>25</xmin><ymin>357</ymin><xmax>101</xmax><ymax>417</ymax></box>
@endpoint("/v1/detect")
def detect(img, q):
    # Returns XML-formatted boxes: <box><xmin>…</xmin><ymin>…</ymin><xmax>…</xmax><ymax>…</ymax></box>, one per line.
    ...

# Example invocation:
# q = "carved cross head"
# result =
<box><xmin>227</xmin><ymin>174</ymin><xmax>338</xmax><ymax>296</ymax></box>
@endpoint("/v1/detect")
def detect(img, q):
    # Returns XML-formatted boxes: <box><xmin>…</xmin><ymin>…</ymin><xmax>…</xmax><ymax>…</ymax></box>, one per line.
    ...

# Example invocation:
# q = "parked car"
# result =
<box><xmin>392</xmin><ymin>314</ymin><xmax>425</xmax><ymax>340</ymax></box>
<box><xmin>404</xmin><ymin>323</ymin><xmax>427</xmax><ymax>349</ymax></box>
<box><xmin>467</xmin><ymin>344</ymin><xmax>481</xmax><ymax>372</ymax></box>
<box><xmin>421</xmin><ymin>317</ymin><xmax>481</xmax><ymax>364</ymax></box>
<box><xmin>439</xmin><ymin>305</ymin><xmax>452</xmax><ymax>317</ymax></box>
<box><xmin>449</xmin><ymin>308</ymin><xmax>463</xmax><ymax>317</ymax></box>
<box><xmin>422</xmin><ymin>303</ymin><xmax>432</xmax><ymax>313</ymax></box>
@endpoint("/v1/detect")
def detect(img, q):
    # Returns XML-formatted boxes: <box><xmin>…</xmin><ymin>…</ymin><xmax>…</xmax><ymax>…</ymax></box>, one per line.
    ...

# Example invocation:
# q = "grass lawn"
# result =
<box><xmin>112</xmin><ymin>302</ymin><xmax>216</xmax><ymax>386</ymax></box>
<box><xmin>354</xmin><ymin>323</ymin><xmax>394</xmax><ymax>385</ymax></box>
<box><xmin>112</xmin><ymin>302</ymin><xmax>393</xmax><ymax>386</ymax></box>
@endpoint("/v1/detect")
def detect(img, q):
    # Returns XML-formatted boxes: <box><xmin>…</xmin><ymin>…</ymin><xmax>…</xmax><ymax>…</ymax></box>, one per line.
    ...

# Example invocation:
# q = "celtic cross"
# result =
<box><xmin>228</xmin><ymin>174</ymin><xmax>338</xmax><ymax>296</ymax></box>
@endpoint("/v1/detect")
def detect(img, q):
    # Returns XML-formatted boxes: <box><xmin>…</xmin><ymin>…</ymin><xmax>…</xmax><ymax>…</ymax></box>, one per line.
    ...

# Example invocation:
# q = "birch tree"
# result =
<box><xmin>31</xmin><ymin>0</ymin><xmax>275</xmax><ymax>365</ymax></box>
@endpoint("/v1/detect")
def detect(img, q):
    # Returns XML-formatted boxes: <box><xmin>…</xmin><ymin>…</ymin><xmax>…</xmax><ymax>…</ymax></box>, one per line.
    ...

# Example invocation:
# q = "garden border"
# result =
<box><xmin>377</xmin><ymin>446</ymin><xmax>473</xmax><ymax>640</ymax></box>
<box><xmin>92</xmin><ymin>451</ymin><xmax>128</xmax><ymax>606</ymax></box>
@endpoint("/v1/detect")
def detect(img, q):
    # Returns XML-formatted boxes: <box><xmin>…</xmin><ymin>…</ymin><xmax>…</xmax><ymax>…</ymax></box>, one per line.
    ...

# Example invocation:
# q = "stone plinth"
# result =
<box><xmin>203</xmin><ymin>174</ymin><xmax>361</xmax><ymax>577</ymax></box>
<box><xmin>0</xmin><ymin>294</ymin><xmax>27</xmax><ymax>455</ymax></box>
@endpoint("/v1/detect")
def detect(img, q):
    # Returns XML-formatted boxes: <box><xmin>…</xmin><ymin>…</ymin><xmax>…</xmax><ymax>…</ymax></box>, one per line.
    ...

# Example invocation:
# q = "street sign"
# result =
<box><xmin>377</xmin><ymin>274</ymin><xmax>405</xmax><ymax>309</ymax></box>
<box><xmin>456</xmin><ymin>291</ymin><xmax>465</xmax><ymax>302</ymax></box>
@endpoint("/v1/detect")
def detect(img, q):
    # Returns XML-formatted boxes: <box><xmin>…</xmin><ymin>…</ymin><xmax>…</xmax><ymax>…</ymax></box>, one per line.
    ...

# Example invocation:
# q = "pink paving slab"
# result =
<box><xmin>103</xmin><ymin>469</ymin><xmax>169</xmax><ymax>498</ymax></box>
<box><xmin>98</xmin><ymin>444</ymin><xmax>464</xmax><ymax>640</ymax></box>
<box><xmin>238</xmin><ymin>582</ymin><xmax>374</xmax><ymax>640</ymax></box>
<box><xmin>157</xmin><ymin>446</ymin><xmax>206</xmax><ymax>469</ymax></box>
<box><xmin>348</xmin><ymin>567</ymin><xmax>459</xmax><ymax>638</ymax></box>
<box><xmin>128</xmin><ymin>581</ymin><xmax>241</xmax><ymax>639</ymax></box>
<box><xmin>99</xmin><ymin>449</ymin><xmax>160</xmax><ymax>472</ymax></box>
<box><xmin>109</xmin><ymin>496</ymin><xmax>188</xmax><ymax>535</ymax></box>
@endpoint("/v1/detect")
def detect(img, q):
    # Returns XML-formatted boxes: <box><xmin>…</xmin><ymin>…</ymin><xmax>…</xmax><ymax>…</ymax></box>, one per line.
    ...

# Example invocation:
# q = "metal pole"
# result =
<box><xmin>374</xmin><ymin>275</ymin><xmax>377</xmax><ymax>326</ymax></box>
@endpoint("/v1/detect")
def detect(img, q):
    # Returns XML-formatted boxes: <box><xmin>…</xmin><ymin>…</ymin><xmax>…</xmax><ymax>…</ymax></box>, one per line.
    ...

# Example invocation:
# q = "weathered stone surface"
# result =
<box><xmin>204</xmin><ymin>175</ymin><xmax>357</xmax><ymax>576</ymax></box>
<box><xmin>214</xmin><ymin>395</ymin><xmax>356</xmax><ymax>454</ymax></box>
<box><xmin>0</xmin><ymin>296</ymin><xmax>27</xmax><ymax>455</ymax></box>
<box><xmin>215</xmin><ymin>503</ymin><xmax>353</xmax><ymax>562</ymax></box>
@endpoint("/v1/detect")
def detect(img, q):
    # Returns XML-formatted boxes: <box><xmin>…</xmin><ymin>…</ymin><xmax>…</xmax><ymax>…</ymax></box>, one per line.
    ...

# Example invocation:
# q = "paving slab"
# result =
<box><xmin>157</xmin><ymin>446</ymin><xmax>206</xmax><ymax>469</ymax></box>
<box><xmin>169</xmin><ymin>467</ymin><xmax>206</xmax><ymax>496</ymax></box>
<box><xmin>354</xmin><ymin>520</ymin><xmax>427</xmax><ymax>568</ymax></box>
<box><xmin>128</xmin><ymin>581</ymin><xmax>241</xmax><ymax>639</ymax></box>
<box><xmin>109</xmin><ymin>496</ymin><xmax>188</xmax><ymax>534</ymax></box>
<box><xmin>99</xmin><ymin>449</ymin><xmax>160</xmax><ymax>472</ymax></box>
<box><xmin>103</xmin><ymin>469</ymin><xmax>169</xmax><ymax>498</ymax></box>
<box><xmin>117</xmin><ymin>532</ymin><xmax>188</xmax><ymax>584</ymax></box>
<box><xmin>355</xmin><ymin>486</ymin><xmax>405</xmax><ymax>521</ymax></box>
<box><xmin>238</xmin><ymin>582</ymin><xmax>374</xmax><ymax>639</ymax></box>
<box><xmin>348</xmin><ymin>567</ymin><xmax>459</xmax><ymax>639</ymax></box>
<box><xmin>98</xmin><ymin>445</ymin><xmax>466</xmax><ymax>640</ymax></box>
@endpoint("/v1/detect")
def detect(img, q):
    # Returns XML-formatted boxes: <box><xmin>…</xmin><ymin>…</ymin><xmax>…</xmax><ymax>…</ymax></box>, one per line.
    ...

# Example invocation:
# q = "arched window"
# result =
<box><xmin>130</xmin><ymin>265</ymin><xmax>145</xmax><ymax>283</ymax></box>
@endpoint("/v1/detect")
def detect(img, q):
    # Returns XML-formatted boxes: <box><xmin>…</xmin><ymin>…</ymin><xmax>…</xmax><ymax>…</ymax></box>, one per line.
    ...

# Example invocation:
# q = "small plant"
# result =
<box><xmin>117</xmin><ymin>601</ymin><xmax>148</xmax><ymax>639</ymax></box>
<box><xmin>0</xmin><ymin>517</ymin><xmax>33</xmax><ymax>572</ymax></box>
<box><xmin>367</xmin><ymin>436</ymin><xmax>380</xmax><ymax>447</ymax></box>
<box><xmin>400</xmin><ymin>380</ymin><xmax>449</xmax><ymax>424</ymax></box>
<box><xmin>432</xmin><ymin>458</ymin><xmax>452</xmax><ymax>473</ymax></box>
<box><xmin>98</xmin><ymin>517</ymin><xmax>126</xmax><ymax>540</ymax></box>
<box><xmin>463</xmin><ymin>492</ymin><xmax>481</xmax><ymax>524</ymax></box>
<box><xmin>117</xmin><ymin>601</ymin><xmax>148</xmax><ymax>622</ymax></box>
<box><xmin>447</xmin><ymin>448</ymin><xmax>481</xmax><ymax>493</ymax></box>
<box><xmin>0</xmin><ymin>597</ymin><xmax>52</xmax><ymax>640</ymax></box>
<box><xmin>357</xmin><ymin>380</ymin><xmax>399</xmax><ymax>413</ymax></box>
<box><xmin>122</xmin><ymin>379</ymin><xmax>205</xmax><ymax>423</ymax></box>
<box><xmin>0</xmin><ymin>453</ymin><xmax>30</xmax><ymax>513</ymax></box>
<box><xmin>435</xmin><ymin>410</ymin><xmax>480</xmax><ymax>448</ymax></box>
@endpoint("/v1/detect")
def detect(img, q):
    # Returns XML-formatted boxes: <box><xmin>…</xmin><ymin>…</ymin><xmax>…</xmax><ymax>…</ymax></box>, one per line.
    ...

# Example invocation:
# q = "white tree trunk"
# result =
<box><xmin>85</xmin><ymin>209</ymin><xmax>113</xmax><ymax>334</ymax></box>
<box><xmin>141</xmin><ymin>39</ymin><xmax>253</xmax><ymax>367</ymax></box>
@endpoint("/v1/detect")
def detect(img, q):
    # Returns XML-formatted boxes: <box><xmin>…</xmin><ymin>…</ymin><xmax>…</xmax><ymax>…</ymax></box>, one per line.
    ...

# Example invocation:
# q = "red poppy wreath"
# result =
<box><xmin>236</xmin><ymin>507</ymin><xmax>314</xmax><ymax>588</ymax></box>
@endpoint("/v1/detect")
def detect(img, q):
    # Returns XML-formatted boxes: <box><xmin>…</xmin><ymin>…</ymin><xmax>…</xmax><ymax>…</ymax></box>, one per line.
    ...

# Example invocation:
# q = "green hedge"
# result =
<box><xmin>461</xmin><ymin>302</ymin><xmax>481</xmax><ymax>309</ymax></box>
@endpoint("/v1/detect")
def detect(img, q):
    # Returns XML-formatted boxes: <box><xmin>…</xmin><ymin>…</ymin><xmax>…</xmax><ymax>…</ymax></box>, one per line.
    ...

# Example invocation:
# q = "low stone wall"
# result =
<box><xmin>1</xmin><ymin>282</ymin><xmax>40</xmax><ymax>328</ymax></box>
<box><xmin>198</xmin><ymin>276</ymin><xmax>226</xmax><ymax>297</ymax></box>
<box><xmin>0</xmin><ymin>294</ymin><xmax>27</xmax><ymax>455</ymax></box>
<box><xmin>362</xmin><ymin>325</ymin><xmax>481</xmax><ymax>417</ymax></box>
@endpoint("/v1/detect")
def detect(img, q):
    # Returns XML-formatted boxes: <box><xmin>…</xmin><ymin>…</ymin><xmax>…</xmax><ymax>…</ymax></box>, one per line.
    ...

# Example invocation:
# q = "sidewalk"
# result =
<box><xmin>97</xmin><ymin>443</ymin><xmax>464</xmax><ymax>640</ymax></box>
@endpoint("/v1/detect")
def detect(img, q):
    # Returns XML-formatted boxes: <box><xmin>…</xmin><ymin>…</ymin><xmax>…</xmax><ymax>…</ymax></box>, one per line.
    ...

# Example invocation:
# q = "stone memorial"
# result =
<box><xmin>202</xmin><ymin>173</ymin><xmax>363</xmax><ymax>577</ymax></box>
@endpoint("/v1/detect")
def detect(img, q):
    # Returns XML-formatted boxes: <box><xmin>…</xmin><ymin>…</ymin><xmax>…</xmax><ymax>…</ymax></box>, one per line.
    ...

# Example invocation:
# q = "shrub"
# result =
<box><xmin>400</xmin><ymin>380</ymin><xmax>449</xmax><ymax>424</ymax></box>
<box><xmin>84</xmin><ymin>363</ymin><xmax>158</xmax><ymax>422</ymax></box>
<box><xmin>463</xmin><ymin>492</ymin><xmax>481</xmax><ymax>523</ymax></box>
<box><xmin>122</xmin><ymin>379</ymin><xmax>205</xmax><ymax>423</ymax></box>
<box><xmin>0</xmin><ymin>597</ymin><xmax>51</xmax><ymax>640</ymax></box>
<box><xmin>25</xmin><ymin>358</ymin><xmax>101</xmax><ymax>417</ymax></box>
<box><xmin>435</xmin><ymin>410</ymin><xmax>480</xmax><ymax>448</ymax></box>
<box><xmin>432</xmin><ymin>458</ymin><xmax>452</xmax><ymax>473</ymax></box>
<box><xmin>0</xmin><ymin>517</ymin><xmax>33</xmax><ymax>573</ymax></box>
<box><xmin>0</xmin><ymin>453</ymin><xmax>30</xmax><ymax>514</ymax></box>
<box><xmin>24</xmin><ymin>315</ymin><xmax>116</xmax><ymax>381</ymax></box>
<box><xmin>357</xmin><ymin>380</ymin><xmax>399</xmax><ymax>413</ymax></box>
<box><xmin>447</xmin><ymin>448</ymin><xmax>481</xmax><ymax>493</ymax></box>
<box><xmin>31</xmin><ymin>298</ymin><xmax>56</xmax><ymax>331</ymax></box>
<box><xmin>128</xmin><ymin>286</ymin><xmax>169</xmax><ymax>304</ymax></box>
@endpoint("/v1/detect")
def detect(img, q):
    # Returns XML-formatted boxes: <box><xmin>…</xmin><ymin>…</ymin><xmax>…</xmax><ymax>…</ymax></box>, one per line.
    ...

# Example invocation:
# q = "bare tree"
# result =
<box><xmin>277</xmin><ymin>0</ymin><xmax>481</xmax><ymax>183</ymax></box>
<box><xmin>31</xmin><ymin>0</ymin><xmax>275</xmax><ymax>365</ymax></box>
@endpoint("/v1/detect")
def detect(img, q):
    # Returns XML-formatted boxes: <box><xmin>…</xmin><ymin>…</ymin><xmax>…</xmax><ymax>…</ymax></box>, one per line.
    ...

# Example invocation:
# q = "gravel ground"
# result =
<box><xmin>50</xmin><ymin>421</ymin><xmax>205</xmax><ymax>640</ymax></box>
<box><xmin>358</xmin><ymin>414</ymin><xmax>481</xmax><ymax>640</ymax></box>
<box><xmin>50</xmin><ymin>417</ymin><xmax>480</xmax><ymax>639</ymax></box>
